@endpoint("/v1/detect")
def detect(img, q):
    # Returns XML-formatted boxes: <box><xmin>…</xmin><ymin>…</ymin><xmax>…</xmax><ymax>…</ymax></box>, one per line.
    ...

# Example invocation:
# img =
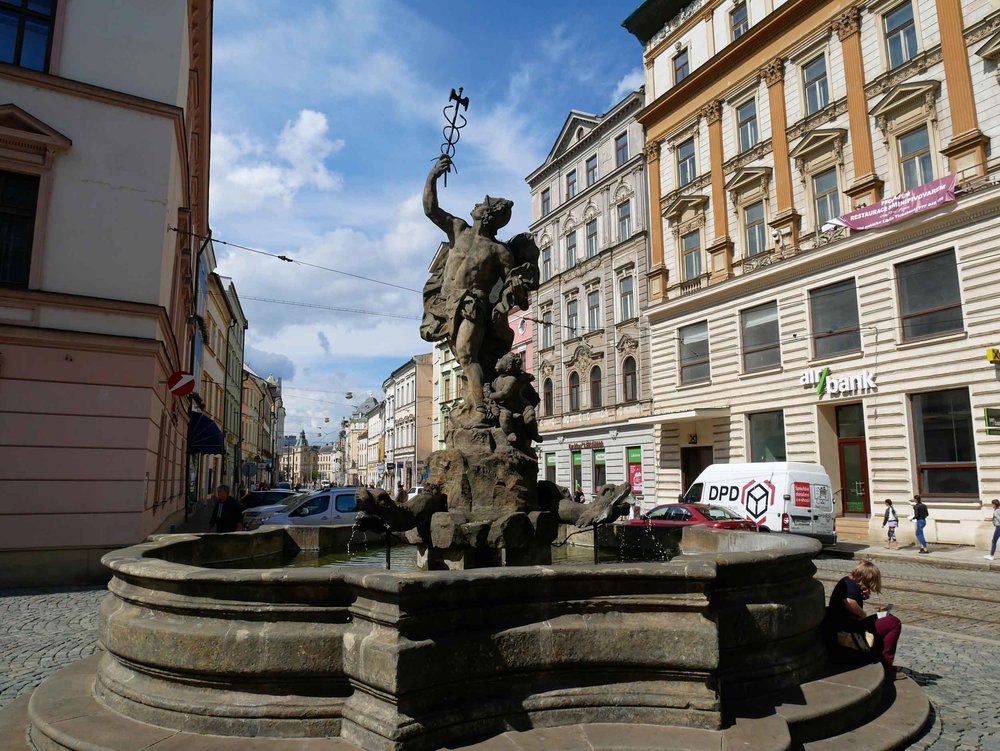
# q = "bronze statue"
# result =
<box><xmin>420</xmin><ymin>154</ymin><xmax>539</xmax><ymax>430</ymax></box>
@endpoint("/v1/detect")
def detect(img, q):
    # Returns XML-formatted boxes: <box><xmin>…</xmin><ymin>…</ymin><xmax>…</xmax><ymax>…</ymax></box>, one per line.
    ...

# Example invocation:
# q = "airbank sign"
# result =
<box><xmin>800</xmin><ymin>366</ymin><xmax>877</xmax><ymax>398</ymax></box>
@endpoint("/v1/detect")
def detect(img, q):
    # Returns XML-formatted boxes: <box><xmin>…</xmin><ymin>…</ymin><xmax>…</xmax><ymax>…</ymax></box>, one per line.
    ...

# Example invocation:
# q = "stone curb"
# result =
<box><xmin>820</xmin><ymin>546</ymin><xmax>1000</xmax><ymax>573</ymax></box>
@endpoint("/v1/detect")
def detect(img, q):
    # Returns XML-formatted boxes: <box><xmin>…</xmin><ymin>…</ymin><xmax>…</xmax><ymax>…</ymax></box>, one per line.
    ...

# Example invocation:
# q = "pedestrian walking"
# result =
<box><xmin>573</xmin><ymin>485</ymin><xmax>585</xmax><ymax>504</ymax></box>
<box><xmin>881</xmin><ymin>499</ymin><xmax>899</xmax><ymax>550</ymax></box>
<box><xmin>395</xmin><ymin>482</ymin><xmax>407</xmax><ymax>504</ymax></box>
<box><xmin>210</xmin><ymin>485</ymin><xmax>242</xmax><ymax>534</ymax></box>
<box><xmin>911</xmin><ymin>495</ymin><xmax>929</xmax><ymax>554</ymax></box>
<box><xmin>985</xmin><ymin>499</ymin><xmax>1000</xmax><ymax>561</ymax></box>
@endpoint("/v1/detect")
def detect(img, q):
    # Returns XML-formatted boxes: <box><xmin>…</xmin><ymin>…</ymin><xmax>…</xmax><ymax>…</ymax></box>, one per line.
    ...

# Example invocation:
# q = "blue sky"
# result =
<box><xmin>210</xmin><ymin>0</ymin><xmax>644</xmax><ymax>439</ymax></box>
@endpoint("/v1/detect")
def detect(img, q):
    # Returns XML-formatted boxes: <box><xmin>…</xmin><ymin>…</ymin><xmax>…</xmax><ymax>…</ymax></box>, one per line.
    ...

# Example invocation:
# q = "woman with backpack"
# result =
<box><xmin>881</xmin><ymin>499</ymin><xmax>898</xmax><ymax>550</ymax></box>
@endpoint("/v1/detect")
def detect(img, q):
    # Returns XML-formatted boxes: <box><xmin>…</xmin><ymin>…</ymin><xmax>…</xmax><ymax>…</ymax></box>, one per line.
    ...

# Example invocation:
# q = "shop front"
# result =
<box><xmin>536</xmin><ymin>424</ymin><xmax>656</xmax><ymax>507</ymax></box>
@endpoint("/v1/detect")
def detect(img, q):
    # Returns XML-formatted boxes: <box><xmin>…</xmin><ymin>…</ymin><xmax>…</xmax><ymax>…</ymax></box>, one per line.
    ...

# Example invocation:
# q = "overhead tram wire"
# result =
<box><xmin>241</xmin><ymin>296</ymin><xmax>420</xmax><ymax>320</ymax></box>
<box><xmin>168</xmin><ymin>227</ymin><xmax>421</xmax><ymax>294</ymax></box>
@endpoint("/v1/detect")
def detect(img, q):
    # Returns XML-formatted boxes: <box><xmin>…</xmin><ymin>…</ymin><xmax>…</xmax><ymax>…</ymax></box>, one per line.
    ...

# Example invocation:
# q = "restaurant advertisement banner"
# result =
<box><xmin>828</xmin><ymin>174</ymin><xmax>956</xmax><ymax>232</ymax></box>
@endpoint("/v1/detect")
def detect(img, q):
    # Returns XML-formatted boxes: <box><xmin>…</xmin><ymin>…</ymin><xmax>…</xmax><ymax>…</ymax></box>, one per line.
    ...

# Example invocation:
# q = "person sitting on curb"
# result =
<box><xmin>986</xmin><ymin>499</ymin><xmax>1000</xmax><ymax>561</ymax></box>
<box><xmin>823</xmin><ymin>560</ymin><xmax>904</xmax><ymax>679</ymax></box>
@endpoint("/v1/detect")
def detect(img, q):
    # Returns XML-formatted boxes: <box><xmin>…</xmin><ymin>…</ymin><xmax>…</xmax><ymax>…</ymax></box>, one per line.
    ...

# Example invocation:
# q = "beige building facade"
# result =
<box><xmin>626</xmin><ymin>0</ymin><xmax>1000</xmax><ymax>545</ymax></box>
<box><xmin>390</xmin><ymin>355</ymin><xmax>433</xmax><ymax>489</ymax></box>
<box><xmin>0</xmin><ymin>0</ymin><xmax>213</xmax><ymax>584</ymax></box>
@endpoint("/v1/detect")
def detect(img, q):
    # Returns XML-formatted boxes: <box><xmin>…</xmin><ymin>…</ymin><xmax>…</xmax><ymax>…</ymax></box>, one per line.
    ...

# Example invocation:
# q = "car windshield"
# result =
<box><xmin>278</xmin><ymin>492</ymin><xmax>309</xmax><ymax>508</ymax></box>
<box><xmin>646</xmin><ymin>506</ymin><xmax>672</xmax><ymax>520</ymax></box>
<box><xmin>703</xmin><ymin>506</ymin><xmax>742</xmax><ymax>521</ymax></box>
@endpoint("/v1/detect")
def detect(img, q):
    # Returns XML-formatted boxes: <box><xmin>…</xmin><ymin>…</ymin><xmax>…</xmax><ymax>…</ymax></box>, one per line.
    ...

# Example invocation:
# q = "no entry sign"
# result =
<box><xmin>167</xmin><ymin>371</ymin><xmax>196</xmax><ymax>397</ymax></box>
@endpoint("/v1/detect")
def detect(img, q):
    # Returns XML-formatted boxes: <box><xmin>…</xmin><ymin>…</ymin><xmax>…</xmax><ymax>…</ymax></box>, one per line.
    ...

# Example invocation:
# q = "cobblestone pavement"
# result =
<box><xmin>2</xmin><ymin>562</ymin><xmax>999</xmax><ymax>750</ymax></box>
<box><xmin>0</xmin><ymin>586</ymin><xmax>105</xmax><ymax>708</ymax></box>
<box><xmin>816</xmin><ymin>557</ymin><xmax>1000</xmax><ymax>750</ymax></box>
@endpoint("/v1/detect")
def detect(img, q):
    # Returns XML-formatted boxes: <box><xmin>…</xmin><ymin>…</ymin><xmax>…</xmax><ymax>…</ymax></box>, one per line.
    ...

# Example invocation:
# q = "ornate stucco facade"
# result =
<box><xmin>526</xmin><ymin>91</ymin><xmax>656</xmax><ymax>504</ymax></box>
<box><xmin>625</xmin><ymin>0</ymin><xmax>1000</xmax><ymax>546</ymax></box>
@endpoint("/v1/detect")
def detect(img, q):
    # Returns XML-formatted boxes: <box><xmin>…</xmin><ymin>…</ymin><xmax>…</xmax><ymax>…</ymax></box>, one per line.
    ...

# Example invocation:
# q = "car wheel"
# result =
<box><xmin>758</xmin><ymin>526</ymin><xmax>771</xmax><ymax>533</ymax></box>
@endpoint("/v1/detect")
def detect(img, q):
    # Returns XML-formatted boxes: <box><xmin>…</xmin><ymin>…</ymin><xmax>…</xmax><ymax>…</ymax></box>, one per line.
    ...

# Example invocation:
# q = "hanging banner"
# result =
<box><xmin>827</xmin><ymin>174</ymin><xmax>956</xmax><ymax>232</ymax></box>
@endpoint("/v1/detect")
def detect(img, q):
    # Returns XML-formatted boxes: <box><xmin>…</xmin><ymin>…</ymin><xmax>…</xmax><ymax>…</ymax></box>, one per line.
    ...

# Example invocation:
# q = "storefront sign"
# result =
<box><xmin>569</xmin><ymin>440</ymin><xmax>605</xmax><ymax>450</ymax></box>
<box><xmin>626</xmin><ymin>447</ymin><xmax>643</xmax><ymax>495</ymax></box>
<box><xmin>986</xmin><ymin>408</ymin><xmax>1000</xmax><ymax>436</ymax></box>
<box><xmin>828</xmin><ymin>174</ymin><xmax>956</xmax><ymax>231</ymax></box>
<box><xmin>801</xmin><ymin>367</ymin><xmax>876</xmax><ymax>397</ymax></box>
<box><xmin>545</xmin><ymin>453</ymin><xmax>556</xmax><ymax>466</ymax></box>
<box><xmin>594</xmin><ymin>449</ymin><xmax>605</xmax><ymax>465</ymax></box>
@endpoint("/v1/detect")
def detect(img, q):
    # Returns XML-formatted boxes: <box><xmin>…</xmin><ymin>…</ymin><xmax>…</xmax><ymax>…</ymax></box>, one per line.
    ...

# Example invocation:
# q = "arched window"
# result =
<box><xmin>568</xmin><ymin>371</ymin><xmax>581</xmax><ymax>412</ymax></box>
<box><xmin>543</xmin><ymin>378</ymin><xmax>553</xmax><ymax>416</ymax></box>
<box><xmin>590</xmin><ymin>366</ymin><xmax>603</xmax><ymax>408</ymax></box>
<box><xmin>623</xmin><ymin>356</ymin><xmax>638</xmax><ymax>403</ymax></box>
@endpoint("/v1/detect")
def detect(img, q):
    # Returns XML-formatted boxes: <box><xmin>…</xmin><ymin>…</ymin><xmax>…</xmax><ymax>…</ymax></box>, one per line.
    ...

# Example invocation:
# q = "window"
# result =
<box><xmin>541</xmin><ymin>246</ymin><xmax>552</xmax><ymax>281</ymax></box>
<box><xmin>749</xmin><ymin>411</ymin><xmax>786</xmax><ymax>462</ymax></box>
<box><xmin>592</xmin><ymin>449</ymin><xmax>606</xmax><ymax>490</ymax></box>
<box><xmin>0</xmin><ymin>0</ymin><xmax>55</xmax><ymax>72</ymax></box>
<box><xmin>737</xmin><ymin>100</ymin><xmax>758</xmax><ymax>153</ymax></box>
<box><xmin>619</xmin><ymin>276</ymin><xmax>635</xmax><ymax>321</ymax></box>
<box><xmin>885</xmin><ymin>2</ymin><xmax>917</xmax><ymax>69</ymax></box>
<box><xmin>541</xmin><ymin>188</ymin><xmax>551</xmax><ymax>216</ymax></box>
<box><xmin>682</xmin><ymin>230</ymin><xmax>702</xmax><ymax>280</ymax></box>
<box><xmin>741</xmin><ymin>301</ymin><xmax>780</xmax><ymax>372</ymax></box>
<box><xmin>673</xmin><ymin>49</ymin><xmax>690</xmax><ymax>83</ymax></box>
<box><xmin>897</xmin><ymin>249</ymin><xmax>963</xmax><ymax>341</ymax></box>
<box><xmin>586</xmin><ymin>219</ymin><xmax>598</xmax><ymax>257</ymax></box>
<box><xmin>617</xmin><ymin>201</ymin><xmax>631</xmax><ymax>241</ymax></box>
<box><xmin>677</xmin><ymin>137</ymin><xmax>696</xmax><ymax>187</ymax></box>
<box><xmin>679</xmin><ymin>321</ymin><xmax>710</xmax><ymax>384</ymax></box>
<box><xmin>912</xmin><ymin>388</ymin><xmax>977</xmax><ymax>495</ymax></box>
<box><xmin>566</xmin><ymin>299</ymin><xmax>579</xmax><ymax>338</ymax></box>
<box><xmin>541</xmin><ymin>310</ymin><xmax>553</xmax><ymax>348</ymax></box>
<box><xmin>615</xmin><ymin>133</ymin><xmax>629</xmax><ymax>166</ymax></box>
<box><xmin>810</xmin><ymin>279</ymin><xmax>860</xmax><ymax>357</ymax></box>
<box><xmin>443</xmin><ymin>375</ymin><xmax>452</xmax><ymax>402</ymax></box>
<box><xmin>334</xmin><ymin>493</ymin><xmax>357</xmax><ymax>513</ymax></box>
<box><xmin>566</xmin><ymin>169</ymin><xmax>577</xmax><ymax>199</ymax></box>
<box><xmin>566</xmin><ymin>231</ymin><xmax>577</xmax><ymax>268</ymax></box>
<box><xmin>542</xmin><ymin>378</ymin><xmax>553</xmax><ymax>415</ymax></box>
<box><xmin>586</xmin><ymin>155</ymin><xmax>598</xmax><ymax>186</ymax></box>
<box><xmin>812</xmin><ymin>167</ymin><xmax>840</xmax><ymax>227</ymax></box>
<box><xmin>571</xmin><ymin>450</ymin><xmax>583</xmax><ymax>492</ymax></box>
<box><xmin>803</xmin><ymin>55</ymin><xmax>829</xmax><ymax>115</ymax></box>
<box><xmin>590</xmin><ymin>366</ymin><xmax>602</xmax><ymax>408</ymax></box>
<box><xmin>731</xmin><ymin>2</ymin><xmax>749</xmax><ymax>40</ymax></box>
<box><xmin>622</xmin><ymin>356</ymin><xmax>638</xmax><ymax>402</ymax></box>
<box><xmin>568</xmin><ymin>372</ymin><xmax>581</xmax><ymax>411</ymax></box>
<box><xmin>587</xmin><ymin>289</ymin><xmax>601</xmax><ymax>331</ymax></box>
<box><xmin>898</xmin><ymin>125</ymin><xmax>933</xmax><ymax>191</ymax></box>
<box><xmin>744</xmin><ymin>201</ymin><xmax>767</xmax><ymax>257</ymax></box>
<box><xmin>545</xmin><ymin>453</ymin><xmax>556</xmax><ymax>483</ymax></box>
<box><xmin>0</xmin><ymin>170</ymin><xmax>39</xmax><ymax>286</ymax></box>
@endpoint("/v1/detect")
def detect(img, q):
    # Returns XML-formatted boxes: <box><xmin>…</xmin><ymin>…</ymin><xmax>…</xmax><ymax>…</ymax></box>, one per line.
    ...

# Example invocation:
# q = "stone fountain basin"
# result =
<box><xmin>90</xmin><ymin>524</ymin><xmax>825</xmax><ymax>751</ymax></box>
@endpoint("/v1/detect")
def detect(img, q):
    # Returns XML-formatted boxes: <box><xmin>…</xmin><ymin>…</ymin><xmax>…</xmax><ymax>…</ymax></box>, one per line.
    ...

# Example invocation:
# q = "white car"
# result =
<box><xmin>407</xmin><ymin>485</ymin><xmax>424</xmax><ymax>500</ymax></box>
<box><xmin>243</xmin><ymin>488</ymin><xmax>358</xmax><ymax>530</ymax></box>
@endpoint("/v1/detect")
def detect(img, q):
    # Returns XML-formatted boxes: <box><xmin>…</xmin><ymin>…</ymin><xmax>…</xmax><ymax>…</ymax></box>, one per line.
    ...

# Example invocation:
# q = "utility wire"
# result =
<box><xmin>241</xmin><ymin>295</ymin><xmax>420</xmax><ymax>320</ymax></box>
<box><xmin>168</xmin><ymin>227</ymin><xmax>421</xmax><ymax>293</ymax></box>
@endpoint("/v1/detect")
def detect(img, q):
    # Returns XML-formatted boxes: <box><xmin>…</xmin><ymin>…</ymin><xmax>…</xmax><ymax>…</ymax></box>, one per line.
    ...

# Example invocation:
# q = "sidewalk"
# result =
<box><xmin>823</xmin><ymin>540</ymin><xmax>999</xmax><ymax>572</ymax></box>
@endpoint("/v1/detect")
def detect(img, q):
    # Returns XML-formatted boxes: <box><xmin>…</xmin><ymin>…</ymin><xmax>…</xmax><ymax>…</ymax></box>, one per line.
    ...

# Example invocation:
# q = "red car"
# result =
<box><xmin>625</xmin><ymin>503</ymin><xmax>756</xmax><ymax>531</ymax></box>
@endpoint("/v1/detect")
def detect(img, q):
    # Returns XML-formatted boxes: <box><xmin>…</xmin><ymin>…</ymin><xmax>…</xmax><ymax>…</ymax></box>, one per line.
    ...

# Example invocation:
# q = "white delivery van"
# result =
<box><xmin>680</xmin><ymin>462</ymin><xmax>836</xmax><ymax>545</ymax></box>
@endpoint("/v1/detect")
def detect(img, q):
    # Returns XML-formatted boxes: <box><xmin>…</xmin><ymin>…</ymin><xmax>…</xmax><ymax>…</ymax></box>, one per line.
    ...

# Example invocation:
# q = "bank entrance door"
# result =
<box><xmin>836</xmin><ymin>403</ymin><xmax>870</xmax><ymax>516</ymax></box>
<box><xmin>681</xmin><ymin>446</ymin><xmax>714</xmax><ymax>493</ymax></box>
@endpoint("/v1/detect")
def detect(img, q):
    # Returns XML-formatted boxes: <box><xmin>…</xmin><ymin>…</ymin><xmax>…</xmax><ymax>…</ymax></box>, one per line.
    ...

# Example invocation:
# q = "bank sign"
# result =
<box><xmin>801</xmin><ymin>366</ymin><xmax>877</xmax><ymax>398</ymax></box>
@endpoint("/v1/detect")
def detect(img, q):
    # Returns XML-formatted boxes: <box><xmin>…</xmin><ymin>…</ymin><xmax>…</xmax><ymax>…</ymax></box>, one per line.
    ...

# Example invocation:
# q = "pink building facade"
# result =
<box><xmin>0</xmin><ymin>0</ymin><xmax>213</xmax><ymax>585</ymax></box>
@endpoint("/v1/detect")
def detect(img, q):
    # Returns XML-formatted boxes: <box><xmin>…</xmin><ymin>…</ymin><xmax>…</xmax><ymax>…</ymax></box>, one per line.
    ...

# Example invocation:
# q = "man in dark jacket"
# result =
<box><xmin>210</xmin><ymin>485</ymin><xmax>242</xmax><ymax>533</ymax></box>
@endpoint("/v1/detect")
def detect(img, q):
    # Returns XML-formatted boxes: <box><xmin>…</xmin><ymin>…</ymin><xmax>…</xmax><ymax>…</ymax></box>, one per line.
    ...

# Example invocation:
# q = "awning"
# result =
<box><xmin>626</xmin><ymin>408</ymin><xmax>730</xmax><ymax>426</ymax></box>
<box><xmin>188</xmin><ymin>412</ymin><xmax>225</xmax><ymax>455</ymax></box>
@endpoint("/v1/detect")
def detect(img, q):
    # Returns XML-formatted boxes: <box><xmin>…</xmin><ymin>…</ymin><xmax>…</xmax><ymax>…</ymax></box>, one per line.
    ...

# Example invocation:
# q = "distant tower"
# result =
<box><xmin>296</xmin><ymin>429</ymin><xmax>309</xmax><ymax>447</ymax></box>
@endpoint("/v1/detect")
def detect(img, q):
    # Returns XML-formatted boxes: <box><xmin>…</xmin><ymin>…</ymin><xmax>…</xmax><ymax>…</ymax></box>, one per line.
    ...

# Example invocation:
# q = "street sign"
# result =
<box><xmin>987</xmin><ymin>408</ymin><xmax>1000</xmax><ymax>436</ymax></box>
<box><xmin>242</xmin><ymin>462</ymin><xmax>257</xmax><ymax>477</ymax></box>
<box><xmin>167</xmin><ymin>371</ymin><xmax>196</xmax><ymax>397</ymax></box>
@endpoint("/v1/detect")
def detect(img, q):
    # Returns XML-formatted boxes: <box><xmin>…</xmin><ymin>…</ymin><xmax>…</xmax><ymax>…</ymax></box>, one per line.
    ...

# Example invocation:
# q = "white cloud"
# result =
<box><xmin>611</xmin><ymin>67</ymin><xmax>644</xmax><ymax>106</ymax></box>
<box><xmin>211</xmin><ymin>110</ymin><xmax>344</xmax><ymax>216</ymax></box>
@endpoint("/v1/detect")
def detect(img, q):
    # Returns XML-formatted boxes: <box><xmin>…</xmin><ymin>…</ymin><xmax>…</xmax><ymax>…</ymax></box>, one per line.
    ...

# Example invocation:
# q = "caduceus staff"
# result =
<box><xmin>438</xmin><ymin>87</ymin><xmax>469</xmax><ymax>187</ymax></box>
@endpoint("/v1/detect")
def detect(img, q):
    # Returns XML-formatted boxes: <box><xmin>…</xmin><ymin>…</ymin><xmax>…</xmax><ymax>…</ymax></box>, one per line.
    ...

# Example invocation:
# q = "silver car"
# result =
<box><xmin>243</xmin><ymin>488</ymin><xmax>358</xmax><ymax>529</ymax></box>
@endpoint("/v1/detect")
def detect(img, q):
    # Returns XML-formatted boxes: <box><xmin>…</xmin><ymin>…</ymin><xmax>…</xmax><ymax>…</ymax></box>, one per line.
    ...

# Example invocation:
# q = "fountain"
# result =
<box><xmin>0</xmin><ymin>156</ymin><xmax>930</xmax><ymax>751</ymax></box>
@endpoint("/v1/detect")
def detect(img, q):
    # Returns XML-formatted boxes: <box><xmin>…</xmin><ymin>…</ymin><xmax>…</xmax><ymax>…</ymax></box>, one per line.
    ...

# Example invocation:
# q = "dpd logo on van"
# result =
<box><xmin>741</xmin><ymin>480</ymin><xmax>776</xmax><ymax>522</ymax></box>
